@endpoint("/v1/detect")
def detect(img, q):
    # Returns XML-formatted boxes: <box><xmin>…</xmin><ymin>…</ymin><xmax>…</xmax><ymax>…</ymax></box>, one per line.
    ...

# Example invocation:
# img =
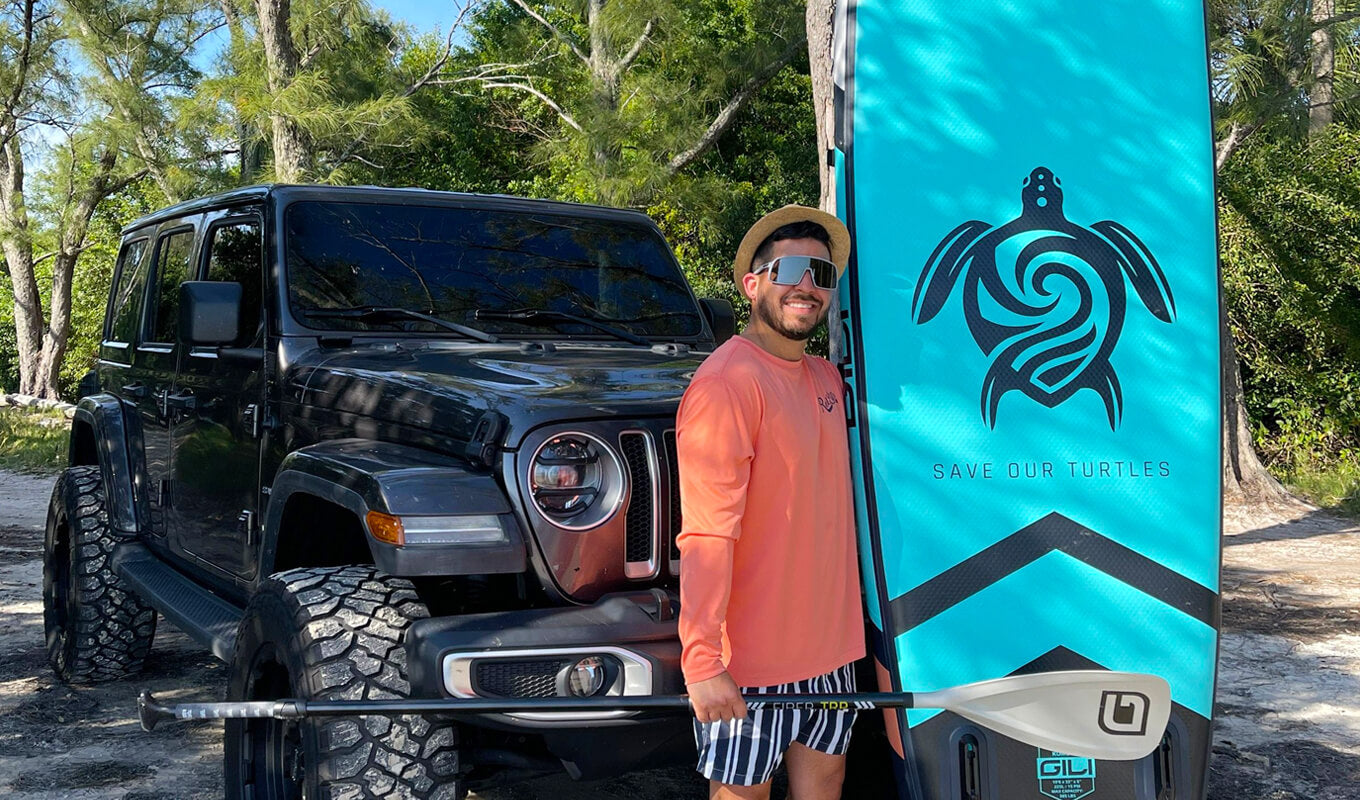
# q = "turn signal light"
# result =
<box><xmin>365</xmin><ymin>511</ymin><xmax>405</xmax><ymax>545</ymax></box>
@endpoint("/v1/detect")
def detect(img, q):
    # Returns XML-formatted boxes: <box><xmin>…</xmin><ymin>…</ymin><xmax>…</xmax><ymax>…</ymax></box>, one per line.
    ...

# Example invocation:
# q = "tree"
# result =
<box><xmin>1211</xmin><ymin>0</ymin><xmax>1360</xmax><ymax>164</ymax></box>
<box><xmin>1219</xmin><ymin>129</ymin><xmax>1360</xmax><ymax>488</ymax></box>
<box><xmin>0</xmin><ymin>0</ymin><xmax>149</xmax><ymax>399</ymax></box>
<box><xmin>346</xmin><ymin>31</ymin><xmax>547</xmax><ymax>195</ymax></box>
<box><xmin>64</xmin><ymin>0</ymin><xmax>222</xmax><ymax>203</ymax></box>
<box><xmin>804</xmin><ymin>0</ymin><xmax>841</xmax><ymax>361</ymax></box>
<box><xmin>220</xmin><ymin>0</ymin><xmax>464</xmax><ymax>183</ymax></box>
<box><xmin>1209</xmin><ymin>1</ymin><xmax>1360</xmax><ymax>505</ymax></box>
<box><xmin>1311</xmin><ymin>0</ymin><xmax>1337</xmax><ymax>134</ymax></box>
<box><xmin>445</xmin><ymin>0</ymin><xmax>808</xmax><ymax>206</ymax></box>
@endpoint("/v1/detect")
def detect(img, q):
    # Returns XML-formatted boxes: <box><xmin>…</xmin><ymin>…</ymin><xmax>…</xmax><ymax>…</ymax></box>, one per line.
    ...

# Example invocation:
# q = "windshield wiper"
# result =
<box><xmin>303</xmin><ymin>306</ymin><xmax>500</xmax><ymax>343</ymax></box>
<box><xmin>473</xmin><ymin>308</ymin><xmax>651</xmax><ymax>346</ymax></box>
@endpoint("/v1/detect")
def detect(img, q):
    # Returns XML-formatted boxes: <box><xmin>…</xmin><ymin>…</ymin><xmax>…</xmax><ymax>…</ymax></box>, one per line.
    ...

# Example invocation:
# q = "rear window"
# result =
<box><xmin>107</xmin><ymin>238</ymin><xmax>151</xmax><ymax>343</ymax></box>
<box><xmin>284</xmin><ymin>202</ymin><xmax>703</xmax><ymax>338</ymax></box>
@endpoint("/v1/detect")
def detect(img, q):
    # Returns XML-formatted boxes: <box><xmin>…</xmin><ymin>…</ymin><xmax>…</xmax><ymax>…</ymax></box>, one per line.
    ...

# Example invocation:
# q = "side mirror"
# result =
<box><xmin>699</xmin><ymin>298</ymin><xmax>735</xmax><ymax>346</ymax></box>
<box><xmin>180</xmin><ymin>281</ymin><xmax>242</xmax><ymax>346</ymax></box>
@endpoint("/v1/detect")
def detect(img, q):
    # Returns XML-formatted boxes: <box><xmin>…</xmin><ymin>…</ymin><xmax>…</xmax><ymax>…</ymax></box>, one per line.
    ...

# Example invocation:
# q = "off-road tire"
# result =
<box><xmin>225</xmin><ymin>566</ymin><xmax>465</xmax><ymax>800</ymax></box>
<box><xmin>43</xmin><ymin>465</ymin><xmax>157</xmax><ymax>683</ymax></box>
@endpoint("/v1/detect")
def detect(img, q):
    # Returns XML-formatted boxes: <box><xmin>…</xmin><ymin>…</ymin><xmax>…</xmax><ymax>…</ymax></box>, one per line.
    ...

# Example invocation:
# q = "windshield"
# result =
<box><xmin>285</xmin><ymin>201</ymin><xmax>703</xmax><ymax>338</ymax></box>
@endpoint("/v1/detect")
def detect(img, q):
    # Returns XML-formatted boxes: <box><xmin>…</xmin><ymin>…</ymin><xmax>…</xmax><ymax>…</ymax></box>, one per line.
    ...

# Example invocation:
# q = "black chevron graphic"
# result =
<box><xmin>1009</xmin><ymin>645</ymin><xmax>1106</xmax><ymax>674</ymax></box>
<box><xmin>887</xmin><ymin>512</ymin><xmax>1219</xmax><ymax>633</ymax></box>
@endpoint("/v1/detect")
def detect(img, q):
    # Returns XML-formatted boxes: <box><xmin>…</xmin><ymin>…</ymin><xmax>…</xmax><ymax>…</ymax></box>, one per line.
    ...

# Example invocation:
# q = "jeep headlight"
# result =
<box><xmin>529</xmin><ymin>433</ymin><xmax>624</xmax><ymax>529</ymax></box>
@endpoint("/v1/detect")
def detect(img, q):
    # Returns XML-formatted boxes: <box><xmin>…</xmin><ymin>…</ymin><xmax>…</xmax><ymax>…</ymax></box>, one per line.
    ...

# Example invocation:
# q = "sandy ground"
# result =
<box><xmin>1</xmin><ymin>467</ymin><xmax>1357</xmax><ymax>798</ymax></box>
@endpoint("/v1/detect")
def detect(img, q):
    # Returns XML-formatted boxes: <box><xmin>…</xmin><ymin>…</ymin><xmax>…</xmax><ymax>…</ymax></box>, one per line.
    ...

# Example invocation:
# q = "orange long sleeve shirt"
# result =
<box><xmin>676</xmin><ymin>335</ymin><xmax>865</xmax><ymax>687</ymax></box>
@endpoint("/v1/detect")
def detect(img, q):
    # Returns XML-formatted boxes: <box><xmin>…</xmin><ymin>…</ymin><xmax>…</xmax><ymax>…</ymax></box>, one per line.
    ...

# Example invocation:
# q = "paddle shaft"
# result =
<box><xmin>140</xmin><ymin>691</ymin><xmax>906</xmax><ymax>725</ymax></box>
<box><xmin>138</xmin><ymin>669</ymin><xmax>1174</xmax><ymax>762</ymax></box>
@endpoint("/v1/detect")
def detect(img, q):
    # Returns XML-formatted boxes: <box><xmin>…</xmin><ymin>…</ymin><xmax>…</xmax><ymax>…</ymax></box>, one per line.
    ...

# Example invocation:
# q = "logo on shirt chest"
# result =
<box><xmin>818</xmin><ymin>391</ymin><xmax>839</xmax><ymax>413</ymax></box>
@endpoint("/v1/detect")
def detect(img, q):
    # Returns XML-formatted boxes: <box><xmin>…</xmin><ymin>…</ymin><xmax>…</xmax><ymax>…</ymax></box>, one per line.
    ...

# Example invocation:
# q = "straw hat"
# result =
<box><xmin>732</xmin><ymin>204</ymin><xmax>851</xmax><ymax>286</ymax></box>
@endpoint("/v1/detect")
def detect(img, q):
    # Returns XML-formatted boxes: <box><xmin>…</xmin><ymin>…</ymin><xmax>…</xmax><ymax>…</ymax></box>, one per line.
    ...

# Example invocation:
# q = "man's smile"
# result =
<box><xmin>783</xmin><ymin>295</ymin><xmax>822</xmax><ymax>314</ymax></box>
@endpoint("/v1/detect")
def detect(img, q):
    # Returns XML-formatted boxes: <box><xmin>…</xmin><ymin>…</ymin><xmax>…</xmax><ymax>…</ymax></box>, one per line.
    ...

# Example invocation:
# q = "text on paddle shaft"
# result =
<box><xmin>747</xmin><ymin>701</ymin><xmax>856</xmax><ymax>710</ymax></box>
<box><xmin>932</xmin><ymin>461</ymin><xmax>1172</xmax><ymax>480</ymax></box>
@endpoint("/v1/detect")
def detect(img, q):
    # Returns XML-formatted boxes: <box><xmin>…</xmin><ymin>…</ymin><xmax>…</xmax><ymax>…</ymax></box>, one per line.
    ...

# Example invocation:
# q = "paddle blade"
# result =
<box><xmin>916</xmin><ymin>670</ymin><xmax>1171</xmax><ymax>761</ymax></box>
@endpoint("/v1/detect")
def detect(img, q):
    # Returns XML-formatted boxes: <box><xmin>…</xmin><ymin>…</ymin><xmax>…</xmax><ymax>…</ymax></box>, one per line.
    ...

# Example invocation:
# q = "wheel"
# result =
<box><xmin>43</xmin><ymin>465</ymin><xmax>157</xmax><ymax>683</ymax></box>
<box><xmin>225</xmin><ymin>566</ymin><xmax>465</xmax><ymax>800</ymax></box>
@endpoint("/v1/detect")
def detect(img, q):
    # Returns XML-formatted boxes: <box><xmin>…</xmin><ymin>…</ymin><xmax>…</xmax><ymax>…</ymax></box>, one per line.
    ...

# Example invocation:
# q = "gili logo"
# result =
<box><xmin>1098</xmin><ymin>690</ymin><xmax>1151</xmax><ymax>736</ymax></box>
<box><xmin>912</xmin><ymin>167</ymin><xmax>1176</xmax><ymax>430</ymax></box>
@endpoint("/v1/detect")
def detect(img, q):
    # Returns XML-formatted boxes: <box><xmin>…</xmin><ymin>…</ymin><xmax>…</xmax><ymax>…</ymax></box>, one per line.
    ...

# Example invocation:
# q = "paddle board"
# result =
<box><xmin>832</xmin><ymin>2</ymin><xmax>1222</xmax><ymax>798</ymax></box>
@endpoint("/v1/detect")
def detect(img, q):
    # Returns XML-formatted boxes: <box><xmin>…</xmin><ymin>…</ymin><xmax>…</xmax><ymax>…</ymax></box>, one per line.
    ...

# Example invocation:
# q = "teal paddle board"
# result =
<box><xmin>832</xmin><ymin>2</ymin><xmax>1221</xmax><ymax>798</ymax></box>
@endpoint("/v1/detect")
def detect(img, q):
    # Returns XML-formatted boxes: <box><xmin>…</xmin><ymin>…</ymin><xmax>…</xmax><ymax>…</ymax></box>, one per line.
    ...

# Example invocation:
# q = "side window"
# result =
<box><xmin>107</xmin><ymin>238</ymin><xmax>151</xmax><ymax>344</ymax></box>
<box><xmin>204</xmin><ymin>221</ymin><xmax>263</xmax><ymax>346</ymax></box>
<box><xmin>146</xmin><ymin>228</ymin><xmax>196</xmax><ymax>345</ymax></box>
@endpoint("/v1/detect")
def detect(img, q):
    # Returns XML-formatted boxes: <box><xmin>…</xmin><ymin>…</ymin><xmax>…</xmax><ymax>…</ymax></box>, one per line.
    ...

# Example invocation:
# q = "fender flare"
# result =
<box><xmin>72</xmin><ymin>395</ymin><xmax>140</xmax><ymax>536</ymax></box>
<box><xmin>260</xmin><ymin>439</ymin><xmax>526</xmax><ymax>578</ymax></box>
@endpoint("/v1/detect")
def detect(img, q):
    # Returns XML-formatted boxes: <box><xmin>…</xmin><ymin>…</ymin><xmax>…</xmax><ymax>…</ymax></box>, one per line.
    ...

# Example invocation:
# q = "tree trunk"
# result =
<box><xmin>807</xmin><ymin>0</ymin><xmax>835</xmax><ymax>213</ymax></box>
<box><xmin>1220</xmin><ymin>314</ymin><xmax>1306</xmax><ymax>511</ymax></box>
<box><xmin>1213</xmin><ymin>157</ymin><xmax>1306</xmax><ymax>511</ymax></box>
<box><xmin>1310</xmin><ymin>0</ymin><xmax>1335</xmax><ymax>136</ymax></box>
<box><xmin>806</xmin><ymin>0</ymin><xmax>843</xmax><ymax>362</ymax></box>
<box><xmin>254</xmin><ymin>0</ymin><xmax>309</xmax><ymax>181</ymax></box>
<box><xmin>33</xmin><ymin>149</ymin><xmax>118</xmax><ymax>398</ymax></box>
<box><xmin>0</xmin><ymin>129</ymin><xmax>47</xmax><ymax>396</ymax></box>
<box><xmin>221</xmin><ymin>0</ymin><xmax>261</xmax><ymax>181</ymax></box>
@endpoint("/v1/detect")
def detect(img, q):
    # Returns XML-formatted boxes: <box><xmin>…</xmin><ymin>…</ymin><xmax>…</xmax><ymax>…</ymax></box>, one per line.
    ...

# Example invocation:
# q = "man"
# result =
<box><xmin>677</xmin><ymin>205</ymin><xmax>865</xmax><ymax>800</ymax></box>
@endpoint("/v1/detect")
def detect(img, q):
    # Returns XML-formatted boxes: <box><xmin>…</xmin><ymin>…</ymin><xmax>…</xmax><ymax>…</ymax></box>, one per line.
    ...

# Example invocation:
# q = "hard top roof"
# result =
<box><xmin>120</xmin><ymin>184</ymin><xmax>656</xmax><ymax>235</ymax></box>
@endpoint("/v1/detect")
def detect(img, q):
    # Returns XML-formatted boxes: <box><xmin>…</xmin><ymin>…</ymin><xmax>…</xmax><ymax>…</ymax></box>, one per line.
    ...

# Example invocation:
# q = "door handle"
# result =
<box><xmin>122</xmin><ymin>383</ymin><xmax>147</xmax><ymax>398</ymax></box>
<box><xmin>164</xmin><ymin>391</ymin><xmax>197</xmax><ymax>411</ymax></box>
<box><xmin>157</xmin><ymin>389</ymin><xmax>196</xmax><ymax>417</ymax></box>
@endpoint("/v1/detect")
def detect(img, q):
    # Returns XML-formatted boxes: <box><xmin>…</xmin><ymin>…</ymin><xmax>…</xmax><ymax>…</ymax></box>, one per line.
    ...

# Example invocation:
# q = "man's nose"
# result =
<box><xmin>794</xmin><ymin>268</ymin><xmax>818</xmax><ymax>291</ymax></box>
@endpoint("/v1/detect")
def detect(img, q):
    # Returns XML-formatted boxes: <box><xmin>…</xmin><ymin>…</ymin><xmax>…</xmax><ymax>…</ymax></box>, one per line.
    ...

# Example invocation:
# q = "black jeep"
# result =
<box><xmin>43</xmin><ymin>185</ymin><xmax>737</xmax><ymax>798</ymax></box>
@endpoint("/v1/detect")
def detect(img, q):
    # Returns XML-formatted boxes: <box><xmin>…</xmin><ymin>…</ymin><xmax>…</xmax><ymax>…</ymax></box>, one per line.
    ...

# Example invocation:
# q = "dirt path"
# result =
<box><xmin>1</xmin><ymin>466</ymin><xmax>1356</xmax><ymax>798</ymax></box>
<box><xmin>1214</xmin><ymin>507</ymin><xmax>1360</xmax><ymax>798</ymax></box>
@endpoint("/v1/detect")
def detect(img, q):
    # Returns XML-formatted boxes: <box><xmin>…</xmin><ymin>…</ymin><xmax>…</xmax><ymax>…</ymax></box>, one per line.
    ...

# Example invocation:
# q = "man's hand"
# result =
<box><xmin>687</xmin><ymin>671</ymin><xmax>747</xmax><ymax>724</ymax></box>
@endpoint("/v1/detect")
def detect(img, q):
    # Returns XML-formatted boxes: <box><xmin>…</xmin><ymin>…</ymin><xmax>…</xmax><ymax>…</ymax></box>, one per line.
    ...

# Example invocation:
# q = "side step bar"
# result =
<box><xmin>112</xmin><ymin>543</ymin><xmax>244</xmax><ymax>662</ymax></box>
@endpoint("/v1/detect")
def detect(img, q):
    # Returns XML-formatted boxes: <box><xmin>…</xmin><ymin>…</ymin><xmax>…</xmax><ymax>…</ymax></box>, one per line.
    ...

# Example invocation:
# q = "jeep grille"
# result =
<box><xmin>663</xmin><ymin>430</ymin><xmax>681</xmax><ymax>567</ymax></box>
<box><xmin>620</xmin><ymin>432</ymin><xmax>655</xmax><ymax>568</ymax></box>
<box><xmin>618</xmin><ymin>428</ymin><xmax>681</xmax><ymax>580</ymax></box>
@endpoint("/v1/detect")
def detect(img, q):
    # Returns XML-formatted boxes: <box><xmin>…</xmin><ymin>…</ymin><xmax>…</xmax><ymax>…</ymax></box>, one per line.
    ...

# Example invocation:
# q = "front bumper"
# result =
<box><xmin>405</xmin><ymin>590</ymin><xmax>692</xmax><ymax>779</ymax></box>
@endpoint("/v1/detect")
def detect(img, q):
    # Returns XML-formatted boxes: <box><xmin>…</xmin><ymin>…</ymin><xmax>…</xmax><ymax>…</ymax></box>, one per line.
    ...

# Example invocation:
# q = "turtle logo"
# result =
<box><xmin>912</xmin><ymin>167</ymin><xmax>1176</xmax><ymax>429</ymax></box>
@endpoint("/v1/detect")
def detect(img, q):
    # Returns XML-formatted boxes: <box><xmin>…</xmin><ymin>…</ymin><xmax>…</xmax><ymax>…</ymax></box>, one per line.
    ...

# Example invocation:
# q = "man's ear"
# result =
<box><xmin>740</xmin><ymin>270</ymin><xmax>760</xmax><ymax>302</ymax></box>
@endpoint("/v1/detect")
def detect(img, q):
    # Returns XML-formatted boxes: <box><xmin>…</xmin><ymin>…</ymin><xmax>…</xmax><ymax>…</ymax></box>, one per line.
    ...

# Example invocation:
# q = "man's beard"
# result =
<box><xmin>754</xmin><ymin>291</ymin><xmax>828</xmax><ymax>341</ymax></box>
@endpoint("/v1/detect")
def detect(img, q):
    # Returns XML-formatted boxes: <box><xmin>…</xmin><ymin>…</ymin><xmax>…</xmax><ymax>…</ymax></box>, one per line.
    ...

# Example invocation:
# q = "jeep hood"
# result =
<box><xmin>285</xmin><ymin>342</ymin><xmax>707</xmax><ymax>448</ymax></box>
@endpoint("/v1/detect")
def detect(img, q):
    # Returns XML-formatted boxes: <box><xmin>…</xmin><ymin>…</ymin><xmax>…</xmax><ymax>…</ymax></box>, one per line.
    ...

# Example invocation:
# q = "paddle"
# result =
<box><xmin>138</xmin><ymin>669</ymin><xmax>1170</xmax><ymax>762</ymax></box>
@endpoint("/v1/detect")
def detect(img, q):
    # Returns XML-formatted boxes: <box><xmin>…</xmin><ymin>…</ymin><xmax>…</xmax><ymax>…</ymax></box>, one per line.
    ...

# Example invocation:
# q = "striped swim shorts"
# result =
<box><xmin>692</xmin><ymin>662</ymin><xmax>860</xmax><ymax>786</ymax></box>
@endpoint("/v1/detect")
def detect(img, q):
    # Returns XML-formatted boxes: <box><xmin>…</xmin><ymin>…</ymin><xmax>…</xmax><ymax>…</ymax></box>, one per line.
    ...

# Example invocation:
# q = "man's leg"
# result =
<box><xmin>710</xmin><ymin>779</ymin><xmax>774</xmax><ymax>799</ymax></box>
<box><xmin>784</xmin><ymin>741</ymin><xmax>848</xmax><ymax>800</ymax></box>
<box><xmin>694</xmin><ymin>701</ymin><xmax>788</xmax><ymax>798</ymax></box>
<box><xmin>785</xmin><ymin>664</ymin><xmax>858</xmax><ymax>800</ymax></box>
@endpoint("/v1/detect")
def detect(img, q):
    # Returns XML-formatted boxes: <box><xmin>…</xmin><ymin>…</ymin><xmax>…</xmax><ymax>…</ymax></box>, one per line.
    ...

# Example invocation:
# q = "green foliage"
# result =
<box><xmin>58</xmin><ymin>179</ymin><xmax>160</xmax><ymax>398</ymax></box>
<box><xmin>0</xmin><ymin>407</ymin><xmax>68</xmax><ymax>475</ymax></box>
<box><xmin>1209</xmin><ymin>0</ymin><xmax>1360</xmax><ymax>136</ymax></box>
<box><xmin>647</xmin><ymin>65</ymin><xmax>821</xmax><ymax>339</ymax></box>
<box><xmin>455</xmin><ymin>0</ymin><xmax>806</xmax><ymax>207</ymax></box>
<box><xmin>348</xmin><ymin>33</ymin><xmax>546</xmax><ymax>194</ymax></box>
<box><xmin>64</xmin><ymin>0</ymin><xmax>226</xmax><ymax>200</ymax></box>
<box><xmin>1218</xmin><ymin>127</ymin><xmax>1360</xmax><ymax>470</ymax></box>
<box><xmin>1282</xmin><ymin>459</ymin><xmax>1360</xmax><ymax>519</ymax></box>
<box><xmin>211</xmin><ymin>0</ymin><xmax>428</xmax><ymax>184</ymax></box>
